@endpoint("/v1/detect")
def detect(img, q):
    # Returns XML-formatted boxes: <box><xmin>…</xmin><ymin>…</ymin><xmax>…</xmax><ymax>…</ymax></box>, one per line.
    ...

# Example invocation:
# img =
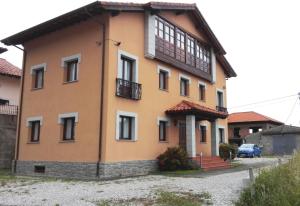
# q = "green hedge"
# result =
<box><xmin>219</xmin><ymin>143</ymin><xmax>238</xmax><ymax>160</ymax></box>
<box><xmin>235</xmin><ymin>152</ymin><xmax>300</xmax><ymax>206</ymax></box>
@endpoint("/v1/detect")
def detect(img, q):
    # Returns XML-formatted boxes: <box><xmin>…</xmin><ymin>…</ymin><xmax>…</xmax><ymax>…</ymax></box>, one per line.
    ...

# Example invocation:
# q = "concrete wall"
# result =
<box><xmin>246</xmin><ymin>133</ymin><xmax>300</xmax><ymax>155</ymax></box>
<box><xmin>0</xmin><ymin>114</ymin><xmax>17</xmax><ymax>169</ymax></box>
<box><xmin>0</xmin><ymin>75</ymin><xmax>20</xmax><ymax>105</ymax></box>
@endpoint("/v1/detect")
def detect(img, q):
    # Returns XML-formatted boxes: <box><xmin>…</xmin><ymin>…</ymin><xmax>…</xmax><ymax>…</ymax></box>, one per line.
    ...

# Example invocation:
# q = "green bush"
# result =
<box><xmin>219</xmin><ymin>143</ymin><xmax>237</xmax><ymax>160</ymax></box>
<box><xmin>235</xmin><ymin>152</ymin><xmax>300</xmax><ymax>206</ymax></box>
<box><xmin>157</xmin><ymin>147</ymin><xmax>192</xmax><ymax>171</ymax></box>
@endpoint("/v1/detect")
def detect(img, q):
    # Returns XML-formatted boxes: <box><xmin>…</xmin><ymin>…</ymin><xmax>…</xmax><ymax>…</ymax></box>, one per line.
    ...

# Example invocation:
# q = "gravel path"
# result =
<box><xmin>0</xmin><ymin>157</ymin><xmax>281</xmax><ymax>206</ymax></box>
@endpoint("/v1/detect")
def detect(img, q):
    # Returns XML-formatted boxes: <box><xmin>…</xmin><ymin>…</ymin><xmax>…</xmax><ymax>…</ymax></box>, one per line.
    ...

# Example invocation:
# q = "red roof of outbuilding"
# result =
<box><xmin>166</xmin><ymin>100</ymin><xmax>228</xmax><ymax>119</ymax></box>
<box><xmin>228</xmin><ymin>111</ymin><xmax>283</xmax><ymax>125</ymax></box>
<box><xmin>0</xmin><ymin>58</ymin><xmax>21</xmax><ymax>78</ymax></box>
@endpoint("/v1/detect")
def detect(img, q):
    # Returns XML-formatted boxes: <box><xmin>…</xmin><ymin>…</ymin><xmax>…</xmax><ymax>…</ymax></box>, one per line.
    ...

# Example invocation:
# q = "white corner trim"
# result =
<box><xmin>117</xmin><ymin>49</ymin><xmax>139</xmax><ymax>82</ymax></box>
<box><xmin>211</xmin><ymin>48</ymin><xmax>216</xmax><ymax>83</ymax></box>
<box><xmin>26</xmin><ymin>116</ymin><xmax>43</xmax><ymax>127</ymax></box>
<box><xmin>198</xmin><ymin>81</ymin><xmax>207</xmax><ymax>88</ymax></box>
<box><xmin>179</xmin><ymin>73</ymin><xmax>191</xmax><ymax>84</ymax></box>
<box><xmin>58</xmin><ymin>112</ymin><xmax>79</xmax><ymax>124</ymax></box>
<box><xmin>157</xmin><ymin>116</ymin><xmax>170</xmax><ymax>126</ymax></box>
<box><xmin>30</xmin><ymin>63</ymin><xmax>47</xmax><ymax>74</ymax></box>
<box><xmin>217</xmin><ymin>124</ymin><xmax>227</xmax><ymax>143</ymax></box>
<box><xmin>144</xmin><ymin>11</ymin><xmax>156</xmax><ymax>59</ymax></box>
<box><xmin>116</xmin><ymin>110</ymin><xmax>138</xmax><ymax>141</ymax></box>
<box><xmin>61</xmin><ymin>53</ymin><xmax>81</xmax><ymax>68</ymax></box>
<box><xmin>157</xmin><ymin>65</ymin><xmax>171</xmax><ymax>77</ymax></box>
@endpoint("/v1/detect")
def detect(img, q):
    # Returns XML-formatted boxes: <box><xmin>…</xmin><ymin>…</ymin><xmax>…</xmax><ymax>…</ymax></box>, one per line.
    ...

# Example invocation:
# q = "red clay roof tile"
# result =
<box><xmin>0</xmin><ymin>58</ymin><xmax>21</xmax><ymax>78</ymax></box>
<box><xmin>228</xmin><ymin>111</ymin><xmax>283</xmax><ymax>125</ymax></box>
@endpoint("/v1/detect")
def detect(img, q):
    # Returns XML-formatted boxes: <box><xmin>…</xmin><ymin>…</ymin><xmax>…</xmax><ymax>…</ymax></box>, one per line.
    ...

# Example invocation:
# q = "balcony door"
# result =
<box><xmin>121</xmin><ymin>57</ymin><xmax>133</xmax><ymax>82</ymax></box>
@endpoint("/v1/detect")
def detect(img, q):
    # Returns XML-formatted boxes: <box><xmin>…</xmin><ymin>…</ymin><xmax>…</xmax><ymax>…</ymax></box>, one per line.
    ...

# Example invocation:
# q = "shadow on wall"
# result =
<box><xmin>0</xmin><ymin>114</ymin><xmax>17</xmax><ymax>169</ymax></box>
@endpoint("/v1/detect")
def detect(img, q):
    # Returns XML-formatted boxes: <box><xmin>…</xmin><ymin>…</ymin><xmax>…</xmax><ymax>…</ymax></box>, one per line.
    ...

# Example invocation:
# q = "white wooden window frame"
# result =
<box><xmin>216</xmin><ymin>88</ymin><xmax>225</xmax><ymax>107</ymax></box>
<box><xmin>30</xmin><ymin>63</ymin><xmax>47</xmax><ymax>75</ymax></box>
<box><xmin>179</xmin><ymin>73</ymin><xmax>191</xmax><ymax>84</ymax></box>
<box><xmin>116</xmin><ymin>110</ymin><xmax>138</xmax><ymax>141</ymax></box>
<box><xmin>61</xmin><ymin>53</ymin><xmax>81</xmax><ymax>81</ymax></box>
<box><xmin>117</xmin><ymin>49</ymin><xmax>139</xmax><ymax>83</ymax></box>
<box><xmin>58</xmin><ymin>112</ymin><xmax>79</xmax><ymax>124</ymax></box>
<box><xmin>157</xmin><ymin>65</ymin><xmax>171</xmax><ymax>77</ymax></box>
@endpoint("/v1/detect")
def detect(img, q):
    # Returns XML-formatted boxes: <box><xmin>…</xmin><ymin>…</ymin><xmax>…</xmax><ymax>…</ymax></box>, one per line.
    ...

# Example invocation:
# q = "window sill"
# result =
<box><xmin>159</xmin><ymin>88</ymin><xmax>169</xmax><ymax>92</ymax></box>
<box><xmin>31</xmin><ymin>87</ymin><xmax>43</xmax><ymax>91</ymax></box>
<box><xmin>200</xmin><ymin>142</ymin><xmax>207</xmax><ymax>144</ymax></box>
<box><xmin>116</xmin><ymin>139</ymin><xmax>137</xmax><ymax>142</ymax></box>
<box><xmin>59</xmin><ymin>140</ymin><xmax>75</xmax><ymax>143</ymax></box>
<box><xmin>159</xmin><ymin>140</ymin><xmax>169</xmax><ymax>143</ymax></box>
<box><xmin>180</xmin><ymin>94</ymin><xmax>190</xmax><ymax>98</ymax></box>
<box><xmin>27</xmin><ymin>141</ymin><xmax>40</xmax><ymax>144</ymax></box>
<box><xmin>199</xmin><ymin>99</ymin><xmax>206</xmax><ymax>103</ymax></box>
<box><xmin>63</xmin><ymin>80</ymin><xmax>78</xmax><ymax>84</ymax></box>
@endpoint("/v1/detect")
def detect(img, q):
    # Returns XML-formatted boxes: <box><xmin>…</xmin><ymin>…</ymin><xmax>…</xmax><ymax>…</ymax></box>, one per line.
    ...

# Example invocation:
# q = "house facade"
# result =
<box><xmin>1</xmin><ymin>2</ymin><xmax>236</xmax><ymax>179</ymax></box>
<box><xmin>228</xmin><ymin>111</ymin><xmax>283</xmax><ymax>145</ymax></box>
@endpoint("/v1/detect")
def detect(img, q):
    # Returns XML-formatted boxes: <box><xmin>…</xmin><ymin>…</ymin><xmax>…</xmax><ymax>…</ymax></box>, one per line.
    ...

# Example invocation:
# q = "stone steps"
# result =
<box><xmin>193</xmin><ymin>156</ymin><xmax>231</xmax><ymax>171</ymax></box>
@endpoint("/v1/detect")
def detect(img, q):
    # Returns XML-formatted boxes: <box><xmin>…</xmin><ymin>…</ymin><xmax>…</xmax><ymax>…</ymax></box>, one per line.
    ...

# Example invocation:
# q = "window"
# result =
<box><xmin>199</xmin><ymin>83</ymin><xmax>206</xmax><ymax>101</ymax></box>
<box><xmin>31</xmin><ymin>63</ymin><xmax>46</xmax><ymax>89</ymax></box>
<box><xmin>159</xmin><ymin>121</ymin><xmax>167</xmax><ymax>141</ymax></box>
<box><xmin>121</xmin><ymin>57</ymin><xmax>133</xmax><ymax>81</ymax></box>
<box><xmin>219</xmin><ymin>128</ymin><xmax>224</xmax><ymax>143</ymax></box>
<box><xmin>26</xmin><ymin>116</ymin><xmax>43</xmax><ymax>143</ymax></box>
<box><xmin>159</xmin><ymin>70</ymin><xmax>168</xmax><ymax>90</ymax></box>
<box><xmin>217</xmin><ymin>91</ymin><xmax>224</xmax><ymax>107</ymax></box>
<box><xmin>176</xmin><ymin>29</ymin><xmax>185</xmax><ymax>62</ymax></box>
<box><xmin>34</xmin><ymin>165</ymin><xmax>45</xmax><ymax>173</ymax></box>
<box><xmin>116</xmin><ymin>111</ymin><xmax>137</xmax><ymax>141</ymax></box>
<box><xmin>61</xmin><ymin>54</ymin><xmax>81</xmax><ymax>83</ymax></box>
<box><xmin>200</xmin><ymin>125</ymin><xmax>207</xmax><ymax>143</ymax></box>
<box><xmin>30</xmin><ymin>121</ymin><xmax>40</xmax><ymax>142</ymax></box>
<box><xmin>119</xmin><ymin>116</ymin><xmax>133</xmax><ymax>140</ymax></box>
<box><xmin>63</xmin><ymin>117</ymin><xmax>75</xmax><ymax>140</ymax></box>
<box><xmin>0</xmin><ymin>99</ymin><xmax>9</xmax><ymax>105</ymax></box>
<box><xmin>233</xmin><ymin>128</ymin><xmax>240</xmax><ymax>137</ymax></box>
<box><xmin>66</xmin><ymin>60</ymin><xmax>78</xmax><ymax>82</ymax></box>
<box><xmin>180</xmin><ymin>78</ymin><xmax>189</xmax><ymax>96</ymax></box>
<box><xmin>58</xmin><ymin>112</ymin><xmax>78</xmax><ymax>141</ymax></box>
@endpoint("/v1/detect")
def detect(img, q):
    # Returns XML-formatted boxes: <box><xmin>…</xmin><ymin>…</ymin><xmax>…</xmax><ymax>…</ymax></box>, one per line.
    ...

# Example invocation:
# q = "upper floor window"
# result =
<box><xmin>66</xmin><ymin>60</ymin><xmax>78</xmax><ymax>82</ymax></box>
<box><xmin>159</xmin><ymin>120</ymin><xmax>167</xmax><ymax>142</ymax></box>
<box><xmin>199</xmin><ymin>83</ymin><xmax>206</xmax><ymax>101</ymax></box>
<box><xmin>180</xmin><ymin>78</ymin><xmax>189</xmax><ymax>96</ymax></box>
<box><xmin>121</xmin><ymin>57</ymin><xmax>133</xmax><ymax>81</ymax></box>
<box><xmin>217</xmin><ymin>90</ymin><xmax>224</xmax><ymax>107</ymax></box>
<box><xmin>0</xmin><ymin>99</ymin><xmax>9</xmax><ymax>105</ymax></box>
<box><xmin>61</xmin><ymin>54</ymin><xmax>81</xmax><ymax>83</ymax></box>
<box><xmin>31</xmin><ymin>63</ymin><xmax>46</xmax><ymax>90</ymax></box>
<box><xmin>186</xmin><ymin>35</ymin><xmax>195</xmax><ymax>66</ymax></box>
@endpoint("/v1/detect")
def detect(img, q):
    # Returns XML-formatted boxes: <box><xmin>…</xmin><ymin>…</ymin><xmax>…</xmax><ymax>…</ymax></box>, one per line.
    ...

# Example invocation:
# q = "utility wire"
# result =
<box><xmin>229</xmin><ymin>94</ymin><xmax>298</xmax><ymax>109</ymax></box>
<box><xmin>284</xmin><ymin>97</ymin><xmax>299</xmax><ymax>125</ymax></box>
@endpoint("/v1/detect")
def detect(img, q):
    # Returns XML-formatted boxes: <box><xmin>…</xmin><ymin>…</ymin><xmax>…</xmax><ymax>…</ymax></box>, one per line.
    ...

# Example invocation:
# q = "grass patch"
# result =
<box><xmin>235</xmin><ymin>152</ymin><xmax>300</xmax><ymax>206</ymax></box>
<box><xmin>96</xmin><ymin>191</ymin><xmax>212</xmax><ymax>206</ymax></box>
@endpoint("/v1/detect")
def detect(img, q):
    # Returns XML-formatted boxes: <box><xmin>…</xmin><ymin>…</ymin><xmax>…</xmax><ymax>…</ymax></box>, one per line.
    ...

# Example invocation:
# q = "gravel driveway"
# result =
<box><xmin>0</xmin><ymin>157</ymin><xmax>281</xmax><ymax>206</ymax></box>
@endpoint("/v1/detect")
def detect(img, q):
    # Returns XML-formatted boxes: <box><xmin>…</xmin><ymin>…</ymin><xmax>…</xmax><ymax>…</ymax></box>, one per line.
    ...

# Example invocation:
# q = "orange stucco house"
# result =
<box><xmin>1</xmin><ymin>1</ymin><xmax>236</xmax><ymax>179</ymax></box>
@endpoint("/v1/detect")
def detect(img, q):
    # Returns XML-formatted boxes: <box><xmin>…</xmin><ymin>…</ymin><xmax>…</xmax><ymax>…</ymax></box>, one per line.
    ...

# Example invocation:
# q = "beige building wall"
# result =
<box><xmin>0</xmin><ymin>75</ymin><xmax>20</xmax><ymax>105</ymax></box>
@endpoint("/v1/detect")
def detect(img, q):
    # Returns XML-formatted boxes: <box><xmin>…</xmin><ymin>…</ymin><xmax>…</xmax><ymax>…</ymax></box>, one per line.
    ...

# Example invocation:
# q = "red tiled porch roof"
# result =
<box><xmin>228</xmin><ymin>111</ymin><xmax>283</xmax><ymax>125</ymax></box>
<box><xmin>0</xmin><ymin>58</ymin><xmax>21</xmax><ymax>78</ymax></box>
<box><xmin>166</xmin><ymin>100</ymin><xmax>228</xmax><ymax>120</ymax></box>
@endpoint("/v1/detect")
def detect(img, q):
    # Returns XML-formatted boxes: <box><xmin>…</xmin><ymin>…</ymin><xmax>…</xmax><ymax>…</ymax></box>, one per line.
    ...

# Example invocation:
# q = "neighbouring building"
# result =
<box><xmin>228</xmin><ymin>111</ymin><xmax>283</xmax><ymax>145</ymax></box>
<box><xmin>1</xmin><ymin>1</ymin><xmax>236</xmax><ymax>179</ymax></box>
<box><xmin>246</xmin><ymin>125</ymin><xmax>300</xmax><ymax>155</ymax></box>
<box><xmin>0</xmin><ymin>58</ymin><xmax>21</xmax><ymax>169</ymax></box>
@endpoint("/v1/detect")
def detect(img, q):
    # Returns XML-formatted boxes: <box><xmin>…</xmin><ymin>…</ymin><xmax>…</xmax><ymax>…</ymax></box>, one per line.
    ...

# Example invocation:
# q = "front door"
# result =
<box><xmin>179</xmin><ymin>122</ymin><xmax>186</xmax><ymax>150</ymax></box>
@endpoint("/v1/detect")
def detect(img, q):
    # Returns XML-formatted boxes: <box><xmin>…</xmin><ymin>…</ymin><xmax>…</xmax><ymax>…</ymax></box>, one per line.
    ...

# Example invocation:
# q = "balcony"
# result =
<box><xmin>216</xmin><ymin>106</ymin><xmax>228</xmax><ymax>113</ymax></box>
<box><xmin>116</xmin><ymin>78</ymin><xmax>142</xmax><ymax>100</ymax></box>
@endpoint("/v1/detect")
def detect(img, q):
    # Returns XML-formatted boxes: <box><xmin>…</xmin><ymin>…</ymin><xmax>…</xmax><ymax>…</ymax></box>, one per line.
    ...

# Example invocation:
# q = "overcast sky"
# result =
<box><xmin>1</xmin><ymin>0</ymin><xmax>299</xmax><ymax>126</ymax></box>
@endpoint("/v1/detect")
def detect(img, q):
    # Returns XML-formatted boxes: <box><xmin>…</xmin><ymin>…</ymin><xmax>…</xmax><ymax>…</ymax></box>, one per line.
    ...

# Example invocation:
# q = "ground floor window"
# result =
<box><xmin>200</xmin><ymin>125</ymin><xmax>207</xmax><ymax>143</ymax></box>
<box><xmin>62</xmin><ymin>117</ymin><xmax>75</xmax><ymax>140</ymax></box>
<box><xmin>159</xmin><ymin>121</ymin><xmax>167</xmax><ymax>141</ymax></box>
<box><xmin>30</xmin><ymin>121</ymin><xmax>40</xmax><ymax>142</ymax></box>
<box><xmin>219</xmin><ymin>128</ymin><xmax>225</xmax><ymax>143</ymax></box>
<box><xmin>116</xmin><ymin>111</ymin><xmax>137</xmax><ymax>141</ymax></box>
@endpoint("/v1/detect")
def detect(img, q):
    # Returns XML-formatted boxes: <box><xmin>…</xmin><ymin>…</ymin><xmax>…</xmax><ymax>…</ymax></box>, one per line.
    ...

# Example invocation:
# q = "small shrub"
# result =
<box><xmin>157</xmin><ymin>147</ymin><xmax>192</xmax><ymax>171</ymax></box>
<box><xmin>219</xmin><ymin>143</ymin><xmax>237</xmax><ymax>160</ymax></box>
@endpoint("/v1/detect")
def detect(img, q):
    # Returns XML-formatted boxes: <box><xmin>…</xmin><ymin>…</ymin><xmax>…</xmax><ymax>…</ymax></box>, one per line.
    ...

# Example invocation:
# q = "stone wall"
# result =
<box><xmin>0</xmin><ymin>114</ymin><xmax>17</xmax><ymax>169</ymax></box>
<box><xmin>15</xmin><ymin>160</ymin><xmax>157</xmax><ymax>180</ymax></box>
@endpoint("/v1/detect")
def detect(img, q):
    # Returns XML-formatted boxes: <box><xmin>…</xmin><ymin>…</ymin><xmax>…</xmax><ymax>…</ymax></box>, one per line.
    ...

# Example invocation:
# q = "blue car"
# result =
<box><xmin>237</xmin><ymin>144</ymin><xmax>262</xmax><ymax>158</ymax></box>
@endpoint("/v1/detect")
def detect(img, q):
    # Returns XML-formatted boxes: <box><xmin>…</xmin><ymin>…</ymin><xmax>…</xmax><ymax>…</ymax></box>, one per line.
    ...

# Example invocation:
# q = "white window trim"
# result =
<box><xmin>58</xmin><ymin>112</ymin><xmax>79</xmax><ymax>124</ymax></box>
<box><xmin>26</xmin><ymin>116</ymin><xmax>43</xmax><ymax>127</ymax></box>
<box><xmin>61</xmin><ymin>54</ymin><xmax>81</xmax><ymax>67</ymax></box>
<box><xmin>116</xmin><ymin>110</ymin><xmax>138</xmax><ymax>141</ymax></box>
<box><xmin>117</xmin><ymin>49</ymin><xmax>139</xmax><ymax>83</ymax></box>
<box><xmin>30</xmin><ymin>63</ymin><xmax>47</xmax><ymax>75</ymax></box>
<box><xmin>216</xmin><ymin>88</ymin><xmax>225</xmax><ymax>107</ymax></box>
<box><xmin>217</xmin><ymin>125</ymin><xmax>226</xmax><ymax>143</ymax></box>
<box><xmin>157</xmin><ymin>65</ymin><xmax>171</xmax><ymax>77</ymax></box>
<box><xmin>198</xmin><ymin>122</ymin><xmax>208</xmax><ymax>129</ymax></box>
<box><xmin>157</xmin><ymin>116</ymin><xmax>170</xmax><ymax>126</ymax></box>
<box><xmin>198</xmin><ymin>81</ymin><xmax>206</xmax><ymax>88</ymax></box>
<box><xmin>61</xmin><ymin>54</ymin><xmax>81</xmax><ymax>81</ymax></box>
<box><xmin>179</xmin><ymin>73</ymin><xmax>191</xmax><ymax>84</ymax></box>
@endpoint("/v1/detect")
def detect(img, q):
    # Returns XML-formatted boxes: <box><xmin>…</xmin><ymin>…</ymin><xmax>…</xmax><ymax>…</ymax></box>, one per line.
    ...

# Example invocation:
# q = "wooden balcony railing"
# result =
<box><xmin>216</xmin><ymin>106</ymin><xmax>228</xmax><ymax>113</ymax></box>
<box><xmin>116</xmin><ymin>78</ymin><xmax>142</xmax><ymax>100</ymax></box>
